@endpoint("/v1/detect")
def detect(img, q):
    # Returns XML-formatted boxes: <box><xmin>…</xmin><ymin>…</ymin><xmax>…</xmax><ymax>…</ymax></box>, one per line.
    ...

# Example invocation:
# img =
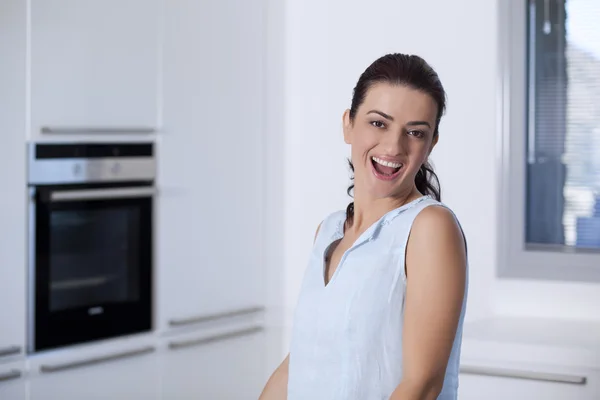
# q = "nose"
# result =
<box><xmin>381</xmin><ymin>129</ymin><xmax>406</xmax><ymax>156</ymax></box>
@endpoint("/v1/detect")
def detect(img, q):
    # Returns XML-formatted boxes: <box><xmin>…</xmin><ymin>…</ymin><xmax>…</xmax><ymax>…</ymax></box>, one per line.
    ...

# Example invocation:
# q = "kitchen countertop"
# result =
<box><xmin>460</xmin><ymin>316</ymin><xmax>600</xmax><ymax>371</ymax></box>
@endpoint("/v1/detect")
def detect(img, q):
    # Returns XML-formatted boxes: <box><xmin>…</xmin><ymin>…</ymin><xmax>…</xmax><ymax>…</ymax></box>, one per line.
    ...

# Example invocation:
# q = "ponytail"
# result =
<box><xmin>415</xmin><ymin>161</ymin><xmax>441</xmax><ymax>202</ymax></box>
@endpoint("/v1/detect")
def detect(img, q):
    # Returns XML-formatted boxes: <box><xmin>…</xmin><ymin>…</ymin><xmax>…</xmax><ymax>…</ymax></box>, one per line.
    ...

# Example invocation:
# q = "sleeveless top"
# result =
<box><xmin>287</xmin><ymin>195</ymin><xmax>468</xmax><ymax>400</ymax></box>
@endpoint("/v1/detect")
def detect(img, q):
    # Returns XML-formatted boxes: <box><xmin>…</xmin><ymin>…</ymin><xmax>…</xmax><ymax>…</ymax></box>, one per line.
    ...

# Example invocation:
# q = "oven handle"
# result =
<box><xmin>49</xmin><ymin>187</ymin><xmax>156</xmax><ymax>202</ymax></box>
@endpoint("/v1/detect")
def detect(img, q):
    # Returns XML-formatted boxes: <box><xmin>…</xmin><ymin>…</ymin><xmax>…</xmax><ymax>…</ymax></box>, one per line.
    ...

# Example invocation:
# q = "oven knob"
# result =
<box><xmin>111</xmin><ymin>163</ymin><xmax>121</xmax><ymax>175</ymax></box>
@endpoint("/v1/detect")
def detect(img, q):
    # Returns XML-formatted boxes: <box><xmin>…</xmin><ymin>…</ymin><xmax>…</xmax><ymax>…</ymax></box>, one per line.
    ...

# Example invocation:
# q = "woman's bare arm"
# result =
<box><xmin>389</xmin><ymin>206</ymin><xmax>467</xmax><ymax>400</ymax></box>
<box><xmin>258</xmin><ymin>354</ymin><xmax>289</xmax><ymax>400</ymax></box>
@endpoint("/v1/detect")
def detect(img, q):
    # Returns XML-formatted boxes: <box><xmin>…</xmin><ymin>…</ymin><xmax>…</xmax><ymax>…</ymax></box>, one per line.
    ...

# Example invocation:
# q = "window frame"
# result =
<box><xmin>497</xmin><ymin>0</ymin><xmax>600</xmax><ymax>282</ymax></box>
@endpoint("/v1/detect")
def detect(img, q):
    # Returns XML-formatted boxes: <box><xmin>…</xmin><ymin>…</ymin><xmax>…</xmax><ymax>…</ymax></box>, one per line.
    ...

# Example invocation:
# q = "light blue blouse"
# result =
<box><xmin>287</xmin><ymin>195</ymin><xmax>468</xmax><ymax>400</ymax></box>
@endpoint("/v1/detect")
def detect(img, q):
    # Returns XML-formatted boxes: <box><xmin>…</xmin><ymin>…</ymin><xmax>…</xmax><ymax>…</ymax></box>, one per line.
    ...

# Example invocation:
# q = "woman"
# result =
<box><xmin>259</xmin><ymin>53</ymin><xmax>468</xmax><ymax>400</ymax></box>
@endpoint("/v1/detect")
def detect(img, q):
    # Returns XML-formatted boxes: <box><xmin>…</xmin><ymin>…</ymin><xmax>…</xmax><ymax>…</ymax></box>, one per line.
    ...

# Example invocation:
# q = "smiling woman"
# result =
<box><xmin>259</xmin><ymin>53</ymin><xmax>468</xmax><ymax>400</ymax></box>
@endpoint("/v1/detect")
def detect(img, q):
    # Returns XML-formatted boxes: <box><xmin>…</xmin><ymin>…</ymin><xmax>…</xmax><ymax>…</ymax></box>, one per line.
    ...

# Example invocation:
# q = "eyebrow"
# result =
<box><xmin>367</xmin><ymin>110</ymin><xmax>394</xmax><ymax>121</ymax></box>
<box><xmin>406</xmin><ymin>120</ymin><xmax>431</xmax><ymax>128</ymax></box>
<box><xmin>367</xmin><ymin>110</ymin><xmax>432</xmax><ymax>128</ymax></box>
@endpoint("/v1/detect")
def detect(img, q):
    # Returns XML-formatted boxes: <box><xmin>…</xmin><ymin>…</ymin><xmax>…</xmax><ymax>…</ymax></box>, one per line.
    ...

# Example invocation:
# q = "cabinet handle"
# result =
<box><xmin>0</xmin><ymin>369</ymin><xmax>21</xmax><ymax>382</ymax></box>
<box><xmin>41</xmin><ymin>126</ymin><xmax>157</xmax><ymax>134</ymax></box>
<box><xmin>40</xmin><ymin>346</ymin><xmax>155</xmax><ymax>374</ymax></box>
<box><xmin>169</xmin><ymin>306</ymin><xmax>265</xmax><ymax>327</ymax></box>
<box><xmin>169</xmin><ymin>325</ymin><xmax>263</xmax><ymax>350</ymax></box>
<box><xmin>0</xmin><ymin>346</ymin><xmax>21</xmax><ymax>358</ymax></box>
<box><xmin>460</xmin><ymin>365</ymin><xmax>587</xmax><ymax>385</ymax></box>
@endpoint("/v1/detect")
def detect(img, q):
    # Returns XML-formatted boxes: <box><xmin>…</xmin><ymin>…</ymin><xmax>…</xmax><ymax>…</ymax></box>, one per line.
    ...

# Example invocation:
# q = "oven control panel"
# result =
<box><xmin>27</xmin><ymin>142</ymin><xmax>156</xmax><ymax>185</ymax></box>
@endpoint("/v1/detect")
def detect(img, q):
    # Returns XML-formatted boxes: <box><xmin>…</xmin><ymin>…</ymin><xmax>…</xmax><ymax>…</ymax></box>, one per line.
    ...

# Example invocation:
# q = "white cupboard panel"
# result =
<box><xmin>157</xmin><ymin>0</ymin><xmax>266</xmax><ymax>331</ymax></box>
<box><xmin>161</xmin><ymin>326</ymin><xmax>267</xmax><ymax>400</ymax></box>
<box><xmin>29</xmin><ymin>341</ymin><xmax>159</xmax><ymax>400</ymax></box>
<box><xmin>0</xmin><ymin>0</ymin><xmax>27</xmax><ymax>358</ymax></box>
<box><xmin>30</xmin><ymin>0</ymin><xmax>161</xmax><ymax>137</ymax></box>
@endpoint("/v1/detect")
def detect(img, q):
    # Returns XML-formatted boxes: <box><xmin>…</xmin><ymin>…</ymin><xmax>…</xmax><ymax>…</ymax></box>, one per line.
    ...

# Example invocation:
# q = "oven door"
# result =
<box><xmin>29</xmin><ymin>185</ymin><xmax>154</xmax><ymax>352</ymax></box>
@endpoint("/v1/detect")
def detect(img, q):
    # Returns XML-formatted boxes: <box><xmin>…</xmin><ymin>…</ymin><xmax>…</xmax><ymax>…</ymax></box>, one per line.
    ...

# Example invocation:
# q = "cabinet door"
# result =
<box><xmin>0</xmin><ymin>0</ymin><xmax>27</xmax><ymax>358</ymax></box>
<box><xmin>157</xmin><ymin>0</ymin><xmax>266</xmax><ymax>331</ymax></box>
<box><xmin>29</xmin><ymin>341</ymin><xmax>159</xmax><ymax>400</ymax></box>
<box><xmin>30</xmin><ymin>0</ymin><xmax>161</xmax><ymax>136</ymax></box>
<box><xmin>161</xmin><ymin>325</ymin><xmax>267</xmax><ymax>400</ymax></box>
<box><xmin>458</xmin><ymin>366</ymin><xmax>600</xmax><ymax>400</ymax></box>
<box><xmin>0</xmin><ymin>361</ymin><xmax>26</xmax><ymax>400</ymax></box>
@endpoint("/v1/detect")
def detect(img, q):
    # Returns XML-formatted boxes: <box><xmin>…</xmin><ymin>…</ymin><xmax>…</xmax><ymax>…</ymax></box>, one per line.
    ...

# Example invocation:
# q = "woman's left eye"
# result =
<box><xmin>408</xmin><ymin>130</ymin><xmax>425</xmax><ymax>138</ymax></box>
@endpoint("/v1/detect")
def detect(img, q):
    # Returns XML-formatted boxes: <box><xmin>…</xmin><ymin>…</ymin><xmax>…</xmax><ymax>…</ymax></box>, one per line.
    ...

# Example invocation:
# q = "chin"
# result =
<box><xmin>364</xmin><ymin>179</ymin><xmax>407</xmax><ymax>200</ymax></box>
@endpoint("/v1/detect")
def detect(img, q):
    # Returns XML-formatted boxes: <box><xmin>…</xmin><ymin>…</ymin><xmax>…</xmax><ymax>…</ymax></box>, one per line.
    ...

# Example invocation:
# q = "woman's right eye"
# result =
<box><xmin>370</xmin><ymin>120</ymin><xmax>385</xmax><ymax>129</ymax></box>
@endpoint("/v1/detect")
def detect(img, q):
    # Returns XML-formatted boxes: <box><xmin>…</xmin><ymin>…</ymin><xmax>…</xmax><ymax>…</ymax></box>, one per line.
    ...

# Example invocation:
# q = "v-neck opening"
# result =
<box><xmin>320</xmin><ymin>195</ymin><xmax>431</xmax><ymax>288</ymax></box>
<box><xmin>322</xmin><ymin>238</ymin><xmax>342</xmax><ymax>287</ymax></box>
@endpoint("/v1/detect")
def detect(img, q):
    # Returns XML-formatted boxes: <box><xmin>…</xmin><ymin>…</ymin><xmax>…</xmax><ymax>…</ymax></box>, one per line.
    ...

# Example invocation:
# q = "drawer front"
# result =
<box><xmin>0</xmin><ymin>361</ymin><xmax>26</xmax><ymax>400</ymax></box>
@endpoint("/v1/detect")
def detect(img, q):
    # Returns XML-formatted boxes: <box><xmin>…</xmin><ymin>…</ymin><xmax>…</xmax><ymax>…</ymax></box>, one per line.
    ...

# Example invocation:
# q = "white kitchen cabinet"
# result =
<box><xmin>0</xmin><ymin>0</ymin><xmax>27</xmax><ymax>360</ymax></box>
<box><xmin>29</xmin><ymin>339</ymin><xmax>159</xmax><ymax>400</ymax></box>
<box><xmin>459</xmin><ymin>317</ymin><xmax>600</xmax><ymax>400</ymax></box>
<box><xmin>0</xmin><ymin>361</ymin><xmax>26</xmax><ymax>400</ymax></box>
<box><xmin>160</xmin><ymin>325</ymin><xmax>267</xmax><ymax>400</ymax></box>
<box><xmin>157</xmin><ymin>0</ymin><xmax>266</xmax><ymax>331</ymax></box>
<box><xmin>30</xmin><ymin>0</ymin><xmax>161</xmax><ymax>137</ymax></box>
<box><xmin>458</xmin><ymin>365</ymin><xmax>600</xmax><ymax>400</ymax></box>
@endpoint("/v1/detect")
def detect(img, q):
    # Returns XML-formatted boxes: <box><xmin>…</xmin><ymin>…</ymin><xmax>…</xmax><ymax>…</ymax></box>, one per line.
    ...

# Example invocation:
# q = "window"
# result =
<box><xmin>499</xmin><ymin>0</ymin><xmax>600</xmax><ymax>281</ymax></box>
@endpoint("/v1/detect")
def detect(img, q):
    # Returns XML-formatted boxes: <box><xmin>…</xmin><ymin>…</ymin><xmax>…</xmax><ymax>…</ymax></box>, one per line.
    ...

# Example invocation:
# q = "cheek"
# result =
<box><xmin>407</xmin><ymin>143</ymin><xmax>431</xmax><ymax>166</ymax></box>
<box><xmin>351</xmin><ymin>129</ymin><xmax>377</xmax><ymax>155</ymax></box>
<box><xmin>417</xmin><ymin>146</ymin><xmax>430</xmax><ymax>161</ymax></box>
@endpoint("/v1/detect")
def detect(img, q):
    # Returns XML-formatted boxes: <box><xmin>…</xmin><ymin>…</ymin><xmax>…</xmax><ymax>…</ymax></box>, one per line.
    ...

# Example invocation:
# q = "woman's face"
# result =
<box><xmin>343</xmin><ymin>83</ymin><xmax>438</xmax><ymax>201</ymax></box>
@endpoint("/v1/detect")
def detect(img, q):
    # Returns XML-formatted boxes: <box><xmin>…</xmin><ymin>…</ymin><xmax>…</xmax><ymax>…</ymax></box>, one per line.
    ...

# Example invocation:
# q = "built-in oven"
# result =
<box><xmin>27</xmin><ymin>142</ymin><xmax>155</xmax><ymax>353</ymax></box>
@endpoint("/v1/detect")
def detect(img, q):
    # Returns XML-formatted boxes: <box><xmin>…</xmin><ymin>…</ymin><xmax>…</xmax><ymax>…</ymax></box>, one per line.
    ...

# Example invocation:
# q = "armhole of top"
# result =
<box><xmin>314</xmin><ymin>220</ymin><xmax>323</xmax><ymax>244</ymax></box>
<box><xmin>401</xmin><ymin>203</ymin><xmax>468</xmax><ymax>284</ymax></box>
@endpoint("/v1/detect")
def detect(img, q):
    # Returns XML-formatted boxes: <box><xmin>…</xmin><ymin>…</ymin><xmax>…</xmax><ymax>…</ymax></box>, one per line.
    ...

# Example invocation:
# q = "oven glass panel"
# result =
<box><xmin>48</xmin><ymin>206</ymin><xmax>141</xmax><ymax>312</ymax></box>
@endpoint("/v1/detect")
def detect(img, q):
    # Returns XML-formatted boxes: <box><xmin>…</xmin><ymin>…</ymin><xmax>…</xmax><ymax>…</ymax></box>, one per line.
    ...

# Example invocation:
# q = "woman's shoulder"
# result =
<box><xmin>409</xmin><ymin>198</ymin><xmax>467</xmax><ymax>255</ymax></box>
<box><xmin>413</xmin><ymin>203</ymin><xmax>461</xmax><ymax>233</ymax></box>
<box><xmin>385</xmin><ymin>196</ymin><xmax>466</xmax><ymax>248</ymax></box>
<box><xmin>314</xmin><ymin>209</ymin><xmax>347</xmax><ymax>242</ymax></box>
<box><xmin>324</xmin><ymin>209</ymin><xmax>348</xmax><ymax>225</ymax></box>
<box><xmin>323</xmin><ymin>209</ymin><xmax>347</xmax><ymax>229</ymax></box>
<box><xmin>403</xmin><ymin>196</ymin><xmax>462</xmax><ymax>226</ymax></box>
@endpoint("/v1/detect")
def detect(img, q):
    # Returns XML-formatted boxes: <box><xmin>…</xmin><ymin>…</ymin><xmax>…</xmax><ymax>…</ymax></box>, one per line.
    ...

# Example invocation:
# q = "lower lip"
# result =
<box><xmin>371</xmin><ymin>159</ymin><xmax>403</xmax><ymax>181</ymax></box>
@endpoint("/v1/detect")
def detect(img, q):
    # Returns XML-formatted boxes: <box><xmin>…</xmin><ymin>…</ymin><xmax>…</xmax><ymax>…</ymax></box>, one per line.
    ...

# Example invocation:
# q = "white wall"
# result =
<box><xmin>279</xmin><ymin>0</ymin><xmax>498</xmax><ymax>342</ymax></box>
<box><xmin>269</xmin><ymin>0</ymin><xmax>600</xmax><ymax>360</ymax></box>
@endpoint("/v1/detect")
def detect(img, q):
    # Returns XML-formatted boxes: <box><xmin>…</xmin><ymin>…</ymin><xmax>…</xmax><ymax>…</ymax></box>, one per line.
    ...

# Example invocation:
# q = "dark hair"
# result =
<box><xmin>345</xmin><ymin>53</ymin><xmax>446</xmax><ymax>228</ymax></box>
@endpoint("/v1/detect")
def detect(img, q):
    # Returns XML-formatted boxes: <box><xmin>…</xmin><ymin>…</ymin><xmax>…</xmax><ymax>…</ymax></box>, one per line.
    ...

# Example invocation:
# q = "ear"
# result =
<box><xmin>428</xmin><ymin>134</ymin><xmax>439</xmax><ymax>154</ymax></box>
<box><xmin>342</xmin><ymin>109</ymin><xmax>352</xmax><ymax>145</ymax></box>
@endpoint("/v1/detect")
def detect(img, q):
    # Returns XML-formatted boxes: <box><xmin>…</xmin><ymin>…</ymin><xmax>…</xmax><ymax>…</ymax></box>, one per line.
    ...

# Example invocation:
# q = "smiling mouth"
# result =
<box><xmin>371</xmin><ymin>156</ymin><xmax>403</xmax><ymax>178</ymax></box>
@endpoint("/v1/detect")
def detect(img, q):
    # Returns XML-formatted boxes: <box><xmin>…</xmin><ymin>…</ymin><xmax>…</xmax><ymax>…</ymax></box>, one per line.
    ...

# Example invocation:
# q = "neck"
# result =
<box><xmin>346</xmin><ymin>187</ymin><xmax>422</xmax><ymax>235</ymax></box>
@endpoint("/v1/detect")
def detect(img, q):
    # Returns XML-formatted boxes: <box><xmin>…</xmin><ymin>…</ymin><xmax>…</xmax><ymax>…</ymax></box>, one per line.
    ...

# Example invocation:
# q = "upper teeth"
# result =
<box><xmin>373</xmin><ymin>157</ymin><xmax>402</xmax><ymax>168</ymax></box>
